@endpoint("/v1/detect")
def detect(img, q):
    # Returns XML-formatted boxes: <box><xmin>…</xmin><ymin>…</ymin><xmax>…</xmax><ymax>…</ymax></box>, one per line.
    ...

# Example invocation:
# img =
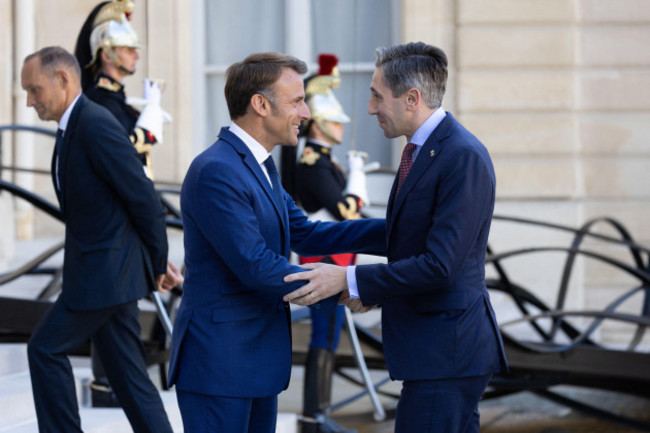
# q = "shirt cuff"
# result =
<box><xmin>346</xmin><ymin>265</ymin><xmax>359</xmax><ymax>299</ymax></box>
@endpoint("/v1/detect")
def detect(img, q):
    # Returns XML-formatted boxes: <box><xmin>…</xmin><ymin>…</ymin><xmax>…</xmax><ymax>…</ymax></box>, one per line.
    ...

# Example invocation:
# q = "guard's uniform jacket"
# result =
<box><xmin>295</xmin><ymin>141</ymin><xmax>362</xmax><ymax>266</ymax></box>
<box><xmin>85</xmin><ymin>73</ymin><xmax>157</xmax><ymax>176</ymax></box>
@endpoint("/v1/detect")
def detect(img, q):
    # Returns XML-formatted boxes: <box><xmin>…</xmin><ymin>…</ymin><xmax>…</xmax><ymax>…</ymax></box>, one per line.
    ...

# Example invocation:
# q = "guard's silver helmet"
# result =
<box><xmin>88</xmin><ymin>0</ymin><xmax>142</xmax><ymax>67</ymax></box>
<box><xmin>305</xmin><ymin>54</ymin><xmax>350</xmax><ymax>125</ymax></box>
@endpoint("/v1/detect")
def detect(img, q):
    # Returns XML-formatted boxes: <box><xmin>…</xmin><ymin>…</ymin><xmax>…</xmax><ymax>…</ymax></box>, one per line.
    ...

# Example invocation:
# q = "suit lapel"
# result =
<box><xmin>54</xmin><ymin>95</ymin><xmax>87</xmax><ymax>215</ymax></box>
<box><xmin>386</xmin><ymin>112</ymin><xmax>456</xmax><ymax>239</ymax></box>
<box><xmin>218</xmin><ymin>128</ymin><xmax>290</xmax><ymax>252</ymax></box>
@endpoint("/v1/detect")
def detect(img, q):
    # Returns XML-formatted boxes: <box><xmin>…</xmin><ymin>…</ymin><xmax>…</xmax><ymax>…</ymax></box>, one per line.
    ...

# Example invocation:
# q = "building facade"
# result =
<box><xmin>1</xmin><ymin>0</ymin><xmax>649</xmax><ymax>345</ymax></box>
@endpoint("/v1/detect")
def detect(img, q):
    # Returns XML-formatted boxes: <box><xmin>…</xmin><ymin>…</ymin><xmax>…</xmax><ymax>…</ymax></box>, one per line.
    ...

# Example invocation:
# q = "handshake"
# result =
<box><xmin>282</xmin><ymin>262</ymin><xmax>373</xmax><ymax>313</ymax></box>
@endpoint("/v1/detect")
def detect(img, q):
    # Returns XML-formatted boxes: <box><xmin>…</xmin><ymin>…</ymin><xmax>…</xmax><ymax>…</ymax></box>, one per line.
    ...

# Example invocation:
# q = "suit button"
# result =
<box><xmin>278</xmin><ymin>302</ymin><xmax>285</xmax><ymax>311</ymax></box>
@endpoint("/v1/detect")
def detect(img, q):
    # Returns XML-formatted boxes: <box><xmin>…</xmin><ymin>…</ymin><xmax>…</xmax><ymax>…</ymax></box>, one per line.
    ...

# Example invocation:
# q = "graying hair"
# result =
<box><xmin>24</xmin><ymin>46</ymin><xmax>81</xmax><ymax>80</ymax></box>
<box><xmin>375</xmin><ymin>42</ymin><xmax>447</xmax><ymax>109</ymax></box>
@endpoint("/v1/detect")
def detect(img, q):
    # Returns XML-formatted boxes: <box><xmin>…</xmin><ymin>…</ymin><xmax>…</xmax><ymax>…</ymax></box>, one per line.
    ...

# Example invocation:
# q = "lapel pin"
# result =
<box><xmin>430</xmin><ymin>150</ymin><xmax>435</xmax><ymax>157</ymax></box>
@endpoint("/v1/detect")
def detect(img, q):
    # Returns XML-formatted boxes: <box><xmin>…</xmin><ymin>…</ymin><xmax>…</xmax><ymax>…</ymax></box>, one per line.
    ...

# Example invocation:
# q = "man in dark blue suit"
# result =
<box><xmin>168</xmin><ymin>52</ymin><xmax>386</xmax><ymax>433</ymax></box>
<box><xmin>284</xmin><ymin>42</ymin><xmax>508</xmax><ymax>433</ymax></box>
<box><xmin>21</xmin><ymin>46</ymin><xmax>181</xmax><ymax>433</ymax></box>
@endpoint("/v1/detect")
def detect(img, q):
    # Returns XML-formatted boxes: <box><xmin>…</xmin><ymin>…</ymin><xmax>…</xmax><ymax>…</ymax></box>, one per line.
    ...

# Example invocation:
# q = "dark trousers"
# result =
<box><xmin>177</xmin><ymin>389</ymin><xmax>278</xmax><ymax>433</ymax></box>
<box><xmin>27</xmin><ymin>297</ymin><xmax>172</xmax><ymax>433</ymax></box>
<box><xmin>394</xmin><ymin>374</ymin><xmax>492</xmax><ymax>433</ymax></box>
<box><xmin>309</xmin><ymin>304</ymin><xmax>344</xmax><ymax>350</ymax></box>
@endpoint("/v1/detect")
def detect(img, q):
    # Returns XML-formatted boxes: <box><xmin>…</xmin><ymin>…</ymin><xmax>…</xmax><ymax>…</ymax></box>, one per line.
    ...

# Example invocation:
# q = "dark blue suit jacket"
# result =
<box><xmin>53</xmin><ymin>94</ymin><xmax>168</xmax><ymax>311</ymax></box>
<box><xmin>168</xmin><ymin>127</ymin><xmax>386</xmax><ymax>397</ymax></box>
<box><xmin>356</xmin><ymin>113</ymin><xmax>508</xmax><ymax>381</ymax></box>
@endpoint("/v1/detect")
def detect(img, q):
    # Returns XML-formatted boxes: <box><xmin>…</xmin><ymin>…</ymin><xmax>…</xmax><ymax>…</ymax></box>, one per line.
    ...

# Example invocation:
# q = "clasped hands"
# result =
<box><xmin>156</xmin><ymin>261</ymin><xmax>184</xmax><ymax>293</ymax></box>
<box><xmin>283</xmin><ymin>263</ymin><xmax>372</xmax><ymax>313</ymax></box>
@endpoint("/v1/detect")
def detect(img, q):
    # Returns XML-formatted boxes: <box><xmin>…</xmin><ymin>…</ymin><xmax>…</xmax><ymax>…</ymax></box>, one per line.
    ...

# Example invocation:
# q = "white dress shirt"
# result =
<box><xmin>229</xmin><ymin>121</ymin><xmax>274</xmax><ymax>188</ymax></box>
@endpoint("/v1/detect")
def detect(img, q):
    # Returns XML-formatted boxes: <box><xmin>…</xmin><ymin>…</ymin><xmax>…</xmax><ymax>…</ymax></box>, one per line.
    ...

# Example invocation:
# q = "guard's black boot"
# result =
<box><xmin>301</xmin><ymin>348</ymin><xmax>357</xmax><ymax>433</ymax></box>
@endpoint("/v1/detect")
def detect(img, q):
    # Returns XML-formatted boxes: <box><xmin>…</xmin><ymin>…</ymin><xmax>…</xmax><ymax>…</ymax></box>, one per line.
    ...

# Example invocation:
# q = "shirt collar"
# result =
<box><xmin>58</xmin><ymin>93</ymin><xmax>82</xmax><ymax>135</ymax></box>
<box><xmin>409</xmin><ymin>107</ymin><xmax>446</xmax><ymax>148</ymax></box>
<box><xmin>229</xmin><ymin>121</ymin><xmax>272</xmax><ymax>165</ymax></box>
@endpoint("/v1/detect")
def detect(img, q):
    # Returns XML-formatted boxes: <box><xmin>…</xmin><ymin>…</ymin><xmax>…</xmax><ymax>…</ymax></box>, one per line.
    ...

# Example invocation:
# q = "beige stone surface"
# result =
<box><xmin>461</xmin><ymin>113</ymin><xmax>577</xmax><ymax>155</ymax></box>
<box><xmin>582</xmin><ymin>201</ymin><xmax>650</xmax><ymax>243</ymax></box>
<box><xmin>580</xmin><ymin>113</ymin><xmax>650</xmax><ymax>155</ymax></box>
<box><xmin>459</xmin><ymin>72</ymin><xmax>575</xmax><ymax>112</ymax></box>
<box><xmin>580</xmin><ymin>0</ymin><xmax>650</xmax><ymax>22</ymax></box>
<box><xmin>33</xmin><ymin>0</ymin><xmax>87</xmax><ymax>51</ymax></box>
<box><xmin>580</xmin><ymin>26</ymin><xmax>650</xmax><ymax>66</ymax></box>
<box><xmin>458</xmin><ymin>0</ymin><xmax>576</xmax><ymax>23</ymax></box>
<box><xmin>579</xmin><ymin>71</ymin><xmax>650</xmax><ymax>110</ymax></box>
<box><xmin>493</xmin><ymin>158</ymin><xmax>577</xmax><ymax>199</ymax></box>
<box><xmin>0</xmin><ymin>0</ymin><xmax>11</xmax><ymax>125</ymax></box>
<box><xmin>583</xmin><ymin>157</ymin><xmax>650</xmax><ymax>198</ymax></box>
<box><xmin>459</xmin><ymin>27</ymin><xmax>575</xmax><ymax>68</ymax></box>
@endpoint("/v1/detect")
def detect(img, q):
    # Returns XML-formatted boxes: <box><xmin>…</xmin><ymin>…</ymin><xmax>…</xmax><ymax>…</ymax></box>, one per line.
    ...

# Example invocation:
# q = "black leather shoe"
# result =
<box><xmin>90</xmin><ymin>381</ymin><xmax>121</xmax><ymax>408</ymax></box>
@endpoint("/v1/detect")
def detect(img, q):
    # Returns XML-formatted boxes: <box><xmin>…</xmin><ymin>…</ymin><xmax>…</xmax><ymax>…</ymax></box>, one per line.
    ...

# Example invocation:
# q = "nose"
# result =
<box><xmin>26</xmin><ymin>94</ymin><xmax>34</xmax><ymax>107</ymax></box>
<box><xmin>367</xmin><ymin>98</ymin><xmax>376</xmax><ymax>115</ymax></box>
<box><xmin>299</xmin><ymin>102</ymin><xmax>311</xmax><ymax>120</ymax></box>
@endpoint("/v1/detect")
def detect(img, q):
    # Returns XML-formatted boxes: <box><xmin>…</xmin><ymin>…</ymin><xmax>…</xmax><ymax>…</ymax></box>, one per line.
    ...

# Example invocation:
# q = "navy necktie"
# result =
<box><xmin>54</xmin><ymin>128</ymin><xmax>64</xmax><ymax>192</ymax></box>
<box><xmin>263</xmin><ymin>156</ymin><xmax>283</xmax><ymax>205</ymax></box>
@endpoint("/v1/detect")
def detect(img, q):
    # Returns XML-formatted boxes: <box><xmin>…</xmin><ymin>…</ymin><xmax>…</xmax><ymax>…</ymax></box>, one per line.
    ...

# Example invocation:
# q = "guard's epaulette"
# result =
<box><xmin>96</xmin><ymin>77</ymin><xmax>122</xmax><ymax>92</ymax></box>
<box><xmin>300</xmin><ymin>146</ymin><xmax>321</xmax><ymax>166</ymax></box>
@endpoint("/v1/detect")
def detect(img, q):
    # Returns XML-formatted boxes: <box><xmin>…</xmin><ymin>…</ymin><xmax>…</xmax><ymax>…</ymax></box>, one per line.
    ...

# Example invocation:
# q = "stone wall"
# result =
<box><xmin>410</xmin><ymin>0</ymin><xmax>650</xmax><ymax>345</ymax></box>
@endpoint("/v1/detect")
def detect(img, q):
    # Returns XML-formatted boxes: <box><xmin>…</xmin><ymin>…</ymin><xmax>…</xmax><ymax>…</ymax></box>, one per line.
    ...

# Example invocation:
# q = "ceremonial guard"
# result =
<box><xmin>75</xmin><ymin>0</ymin><xmax>165</xmax><ymax>180</ymax></box>
<box><xmin>73</xmin><ymin>0</ymin><xmax>166</xmax><ymax>406</ymax></box>
<box><xmin>284</xmin><ymin>54</ymin><xmax>369</xmax><ymax>433</ymax></box>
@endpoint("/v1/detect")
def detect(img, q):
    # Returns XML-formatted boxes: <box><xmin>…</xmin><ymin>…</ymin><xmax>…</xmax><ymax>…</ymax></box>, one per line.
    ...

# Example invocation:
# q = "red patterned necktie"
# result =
<box><xmin>395</xmin><ymin>142</ymin><xmax>417</xmax><ymax>196</ymax></box>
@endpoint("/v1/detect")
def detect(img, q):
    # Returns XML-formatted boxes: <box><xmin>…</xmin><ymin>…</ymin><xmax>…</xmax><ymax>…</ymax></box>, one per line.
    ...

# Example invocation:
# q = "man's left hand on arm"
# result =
<box><xmin>283</xmin><ymin>262</ymin><xmax>347</xmax><ymax>305</ymax></box>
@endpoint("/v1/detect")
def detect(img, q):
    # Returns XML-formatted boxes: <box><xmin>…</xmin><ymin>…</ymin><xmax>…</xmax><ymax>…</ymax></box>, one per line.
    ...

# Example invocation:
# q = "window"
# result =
<box><xmin>192</xmin><ymin>0</ymin><xmax>398</xmax><ymax>168</ymax></box>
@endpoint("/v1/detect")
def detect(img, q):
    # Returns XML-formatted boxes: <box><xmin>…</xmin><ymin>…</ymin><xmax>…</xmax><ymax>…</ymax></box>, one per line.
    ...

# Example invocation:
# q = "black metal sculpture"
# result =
<box><xmin>484</xmin><ymin>215</ymin><xmax>650</xmax><ymax>431</ymax></box>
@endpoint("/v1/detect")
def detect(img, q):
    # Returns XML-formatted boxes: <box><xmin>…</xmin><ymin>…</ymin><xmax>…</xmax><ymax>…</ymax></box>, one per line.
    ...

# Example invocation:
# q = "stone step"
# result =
<box><xmin>0</xmin><ymin>391</ymin><xmax>183</xmax><ymax>433</ymax></box>
<box><xmin>0</xmin><ymin>372</ymin><xmax>36</xmax><ymax>430</ymax></box>
<box><xmin>0</xmin><ymin>344</ymin><xmax>28</xmax><ymax>377</ymax></box>
<box><xmin>0</xmin><ymin>362</ymin><xmax>297</xmax><ymax>433</ymax></box>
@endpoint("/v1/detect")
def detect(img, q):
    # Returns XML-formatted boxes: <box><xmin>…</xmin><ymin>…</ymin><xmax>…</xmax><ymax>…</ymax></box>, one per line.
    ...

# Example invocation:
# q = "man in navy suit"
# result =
<box><xmin>284</xmin><ymin>42</ymin><xmax>508</xmax><ymax>433</ymax></box>
<box><xmin>168</xmin><ymin>52</ymin><xmax>386</xmax><ymax>433</ymax></box>
<box><xmin>21</xmin><ymin>46</ymin><xmax>181</xmax><ymax>433</ymax></box>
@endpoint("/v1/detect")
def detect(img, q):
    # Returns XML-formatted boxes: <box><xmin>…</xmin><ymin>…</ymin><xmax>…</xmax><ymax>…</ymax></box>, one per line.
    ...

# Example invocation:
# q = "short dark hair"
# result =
<box><xmin>24</xmin><ymin>46</ymin><xmax>82</xmax><ymax>81</ymax></box>
<box><xmin>225</xmin><ymin>52</ymin><xmax>307</xmax><ymax>119</ymax></box>
<box><xmin>23</xmin><ymin>46</ymin><xmax>81</xmax><ymax>79</ymax></box>
<box><xmin>375</xmin><ymin>42</ymin><xmax>448</xmax><ymax>109</ymax></box>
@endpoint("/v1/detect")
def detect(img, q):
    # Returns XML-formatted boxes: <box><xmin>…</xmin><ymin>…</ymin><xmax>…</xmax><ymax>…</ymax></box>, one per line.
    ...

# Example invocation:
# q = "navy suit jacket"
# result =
<box><xmin>168</xmin><ymin>127</ymin><xmax>386</xmax><ymax>397</ymax></box>
<box><xmin>52</xmin><ymin>94</ymin><xmax>168</xmax><ymax>311</ymax></box>
<box><xmin>356</xmin><ymin>113</ymin><xmax>508</xmax><ymax>381</ymax></box>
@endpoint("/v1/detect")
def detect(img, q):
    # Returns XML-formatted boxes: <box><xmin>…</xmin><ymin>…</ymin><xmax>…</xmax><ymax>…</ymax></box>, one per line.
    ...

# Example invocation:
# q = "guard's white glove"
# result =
<box><xmin>344</xmin><ymin>150</ymin><xmax>370</xmax><ymax>206</ymax></box>
<box><xmin>136</xmin><ymin>78</ymin><xmax>164</xmax><ymax>143</ymax></box>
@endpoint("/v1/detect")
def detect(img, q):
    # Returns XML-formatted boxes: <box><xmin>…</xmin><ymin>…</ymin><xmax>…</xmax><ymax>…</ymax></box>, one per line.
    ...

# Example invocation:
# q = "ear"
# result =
<box><xmin>250</xmin><ymin>93</ymin><xmax>270</xmax><ymax>117</ymax></box>
<box><xmin>99</xmin><ymin>49</ymin><xmax>110</xmax><ymax>64</ymax></box>
<box><xmin>57</xmin><ymin>69</ymin><xmax>70</xmax><ymax>89</ymax></box>
<box><xmin>405</xmin><ymin>88</ymin><xmax>420</xmax><ymax>112</ymax></box>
